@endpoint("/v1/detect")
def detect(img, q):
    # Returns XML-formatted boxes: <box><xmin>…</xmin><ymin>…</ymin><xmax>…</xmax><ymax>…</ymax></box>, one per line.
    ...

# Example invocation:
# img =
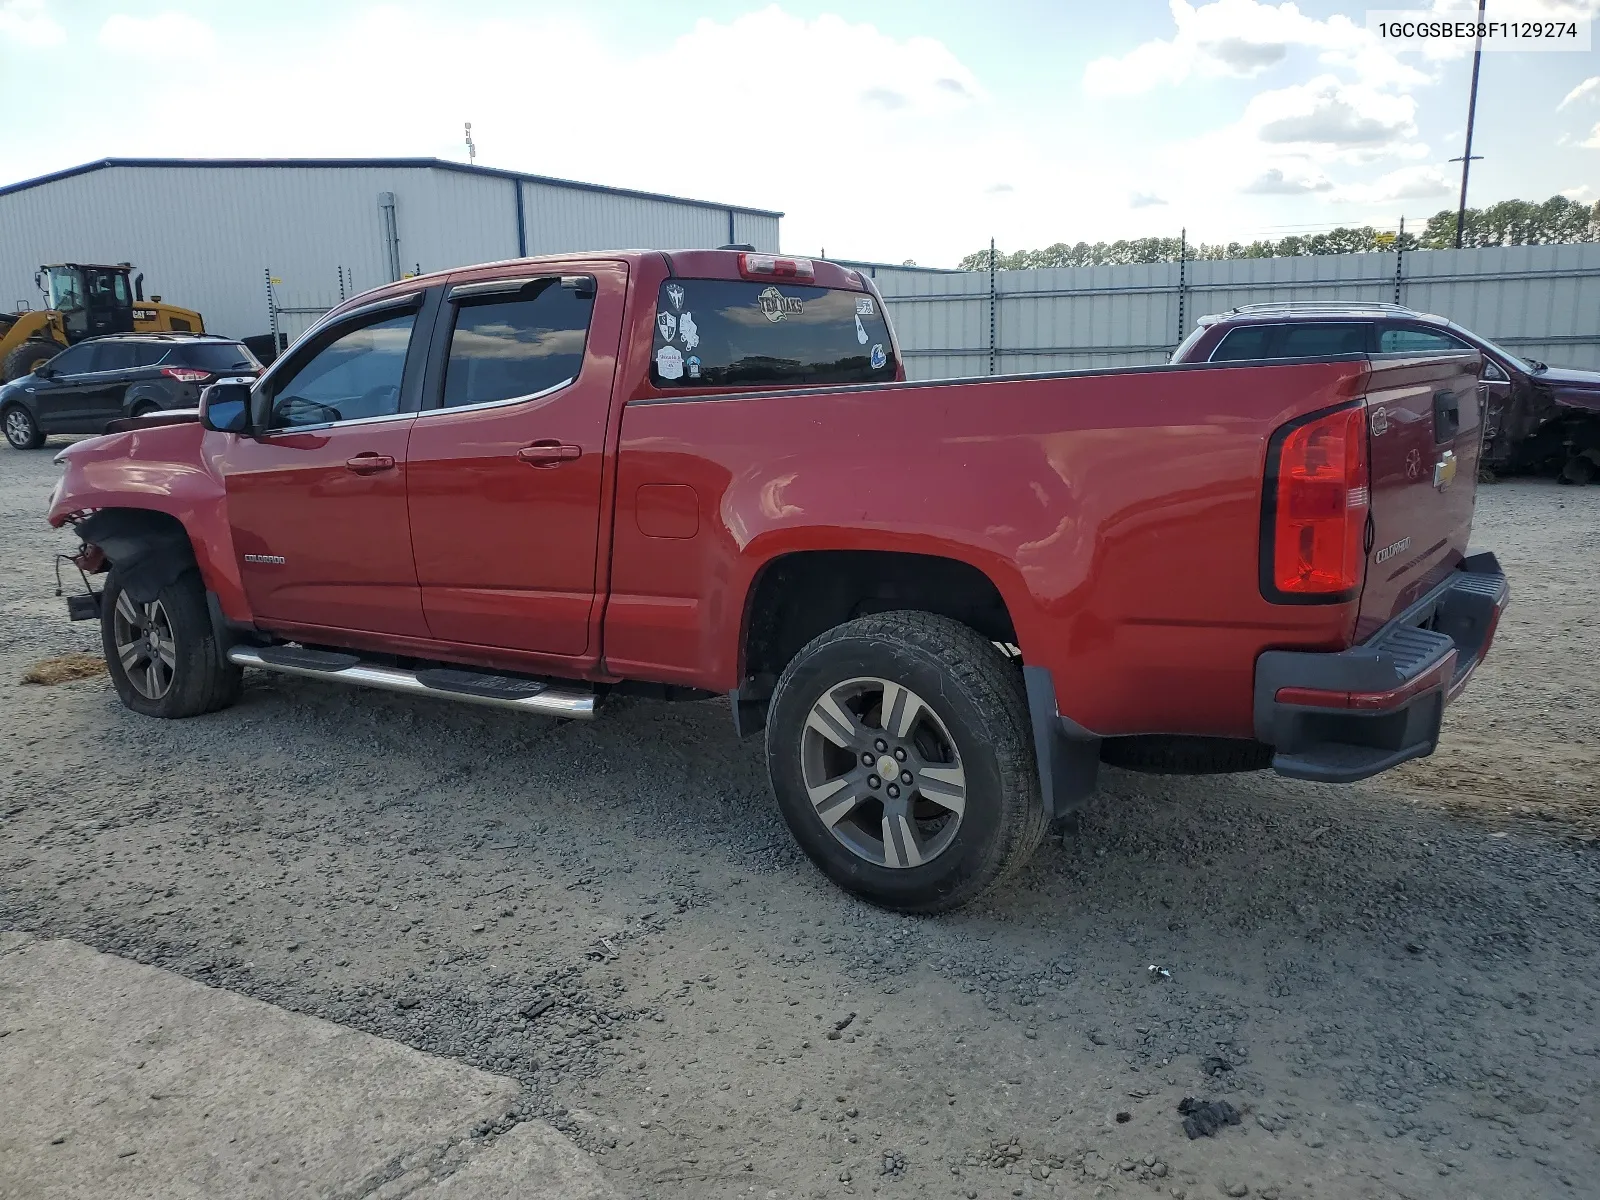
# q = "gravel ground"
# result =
<box><xmin>2</xmin><ymin>442</ymin><xmax>1597</xmax><ymax>1200</ymax></box>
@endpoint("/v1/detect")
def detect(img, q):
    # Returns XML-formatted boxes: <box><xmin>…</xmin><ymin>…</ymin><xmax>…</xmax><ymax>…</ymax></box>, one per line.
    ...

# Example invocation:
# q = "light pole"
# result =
<box><xmin>1448</xmin><ymin>0</ymin><xmax>1487</xmax><ymax>248</ymax></box>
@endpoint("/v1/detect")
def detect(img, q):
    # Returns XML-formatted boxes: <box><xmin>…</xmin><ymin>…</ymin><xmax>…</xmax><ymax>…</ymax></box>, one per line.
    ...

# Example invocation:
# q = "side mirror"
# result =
<box><xmin>34</xmin><ymin>364</ymin><xmax>55</xmax><ymax>380</ymax></box>
<box><xmin>199</xmin><ymin>381</ymin><xmax>251</xmax><ymax>433</ymax></box>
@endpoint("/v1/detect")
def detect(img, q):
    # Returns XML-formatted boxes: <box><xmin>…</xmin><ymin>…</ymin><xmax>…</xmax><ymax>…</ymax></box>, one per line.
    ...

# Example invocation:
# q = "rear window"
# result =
<box><xmin>648</xmin><ymin>279</ymin><xmax>896</xmax><ymax>388</ymax></box>
<box><xmin>163</xmin><ymin>342</ymin><xmax>260</xmax><ymax>372</ymax></box>
<box><xmin>1211</xmin><ymin>322</ymin><xmax>1368</xmax><ymax>361</ymax></box>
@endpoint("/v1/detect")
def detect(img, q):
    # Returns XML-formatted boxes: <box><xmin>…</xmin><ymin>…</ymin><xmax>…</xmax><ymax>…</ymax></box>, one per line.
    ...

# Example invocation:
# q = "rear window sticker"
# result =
<box><xmin>666</xmin><ymin>283</ymin><xmax>685</xmax><ymax>311</ymax></box>
<box><xmin>758</xmin><ymin>285</ymin><xmax>803</xmax><ymax>323</ymax></box>
<box><xmin>679</xmin><ymin>311</ymin><xmax>699</xmax><ymax>351</ymax></box>
<box><xmin>686</xmin><ymin>354</ymin><xmax>701</xmax><ymax>379</ymax></box>
<box><xmin>856</xmin><ymin>296</ymin><xmax>874</xmax><ymax>315</ymax></box>
<box><xmin>657</xmin><ymin>311</ymin><xmax>677</xmax><ymax>342</ymax></box>
<box><xmin>656</xmin><ymin>345</ymin><xmax>684</xmax><ymax>380</ymax></box>
<box><xmin>870</xmin><ymin>344</ymin><xmax>886</xmax><ymax>370</ymax></box>
<box><xmin>855</xmin><ymin>313</ymin><xmax>868</xmax><ymax>345</ymax></box>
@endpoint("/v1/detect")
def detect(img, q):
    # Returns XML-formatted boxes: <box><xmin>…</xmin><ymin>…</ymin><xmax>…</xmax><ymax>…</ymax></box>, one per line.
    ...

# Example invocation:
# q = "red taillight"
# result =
<box><xmin>1267</xmin><ymin>405</ymin><xmax>1369</xmax><ymax>598</ymax></box>
<box><xmin>161</xmin><ymin>367</ymin><xmax>211</xmax><ymax>383</ymax></box>
<box><xmin>738</xmin><ymin>252</ymin><xmax>815</xmax><ymax>281</ymax></box>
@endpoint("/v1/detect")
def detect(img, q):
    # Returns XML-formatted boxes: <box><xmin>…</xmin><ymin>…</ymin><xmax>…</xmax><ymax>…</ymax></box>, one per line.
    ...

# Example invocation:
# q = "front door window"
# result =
<box><xmin>266</xmin><ymin>311</ymin><xmax>416</xmax><ymax>429</ymax></box>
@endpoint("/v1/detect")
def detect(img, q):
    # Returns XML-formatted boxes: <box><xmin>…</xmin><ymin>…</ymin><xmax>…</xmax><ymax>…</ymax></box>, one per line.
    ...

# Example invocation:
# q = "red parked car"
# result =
<box><xmin>46</xmin><ymin>251</ymin><xmax>1508</xmax><ymax>911</ymax></box>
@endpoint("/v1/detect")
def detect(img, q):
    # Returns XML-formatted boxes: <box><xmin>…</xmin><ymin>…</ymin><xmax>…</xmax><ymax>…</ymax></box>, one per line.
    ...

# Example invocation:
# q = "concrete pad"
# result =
<box><xmin>0</xmin><ymin>937</ymin><xmax>610</xmax><ymax>1200</ymax></box>
<box><xmin>418</xmin><ymin>1122</ymin><xmax>616</xmax><ymax>1200</ymax></box>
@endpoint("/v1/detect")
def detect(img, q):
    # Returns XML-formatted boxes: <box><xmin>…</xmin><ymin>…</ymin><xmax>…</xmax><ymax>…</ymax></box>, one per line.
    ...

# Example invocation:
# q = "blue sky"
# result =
<box><xmin>1</xmin><ymin>0</ymin><xmax>1596</xmax><ymax>266</ymax></box>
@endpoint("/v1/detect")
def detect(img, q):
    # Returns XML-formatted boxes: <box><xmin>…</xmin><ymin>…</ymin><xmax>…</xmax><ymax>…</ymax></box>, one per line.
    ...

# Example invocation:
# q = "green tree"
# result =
<box><xmin>962</xmin><ymin>197</ymin><xmax>1599</xmax><ymax>270</ymax></box>
<box><xmin>1420</xmin><ymin>195</ymin><xmax>1600</xmax><ymax>248</ymax></box>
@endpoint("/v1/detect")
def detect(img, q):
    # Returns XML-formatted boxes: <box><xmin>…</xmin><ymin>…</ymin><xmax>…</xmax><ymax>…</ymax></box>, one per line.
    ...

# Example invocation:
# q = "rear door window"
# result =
<box><xmin>94</xmin><ymin>342</ymin><xmax>140</xmax><ymax>372</ymax></box>
<box><xmin>1211</xmin><ymin>321</ymin><xmax>1368</xmax><ymax>361</ymax></box>
<box><xmin>441</xmin><ymin>277</ymin><xmax>594</xmax><ymax>408</ymax></box>
<box><xmin>648</xmin><ymin>279</ymin><xmax>896</xmax><ymax>388</ymax></box>
<box><xmin>1275</xmin><ymin>322</ymin><xmax>1370</xmax><ymax>357</ymax></box>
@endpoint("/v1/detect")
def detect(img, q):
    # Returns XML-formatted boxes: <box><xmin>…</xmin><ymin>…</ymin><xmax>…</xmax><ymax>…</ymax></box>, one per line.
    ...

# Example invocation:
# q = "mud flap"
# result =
<box><xmin>1021</xmin><ymin>665</ymin><xmax>1101</xmax><ymax>820</ymax></box>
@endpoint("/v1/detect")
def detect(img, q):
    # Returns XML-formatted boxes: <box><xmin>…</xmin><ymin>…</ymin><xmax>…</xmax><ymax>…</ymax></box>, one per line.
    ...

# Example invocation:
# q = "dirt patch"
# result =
<box><xmin>19</xmin><ymin>652</ymin><xmax>106</xmax><ymax>686</ymax></box>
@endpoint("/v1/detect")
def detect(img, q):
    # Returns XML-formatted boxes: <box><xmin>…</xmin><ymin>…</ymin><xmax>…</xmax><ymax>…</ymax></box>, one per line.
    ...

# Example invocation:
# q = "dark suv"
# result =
<box><xmin>0</xmin><ymin>333</ymin><xmax>261</xmax><ymax>450</ymax></box>
<box><xmin>1172</xmin><ymin>302</ymin><xmax>1600</xmax><ymax>481</ymax></box>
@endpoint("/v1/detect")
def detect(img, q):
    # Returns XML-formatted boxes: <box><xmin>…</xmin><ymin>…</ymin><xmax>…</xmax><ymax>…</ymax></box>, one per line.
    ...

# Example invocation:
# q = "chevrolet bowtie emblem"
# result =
<box><xmin>1433</xmin><ymin>450</ymin><xmax>1457</xmax><ymax>491</ymax></box>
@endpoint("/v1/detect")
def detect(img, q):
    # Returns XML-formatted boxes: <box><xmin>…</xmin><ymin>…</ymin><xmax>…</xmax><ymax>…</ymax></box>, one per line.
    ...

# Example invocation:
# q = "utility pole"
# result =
<box><xmin>1448</xmin><ymin>0</ymin><xmax>1487</xmax><ymax>248</ymax></box>
<box><xmin>464</xmin><ymin>122</ymin><xmax>476</xmax><ymax>165</ymax></box>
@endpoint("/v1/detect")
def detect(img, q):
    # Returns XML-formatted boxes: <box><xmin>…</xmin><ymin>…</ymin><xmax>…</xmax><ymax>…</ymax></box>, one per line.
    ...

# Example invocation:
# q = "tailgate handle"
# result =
<box><xmin>1433</xmin><ymin>390</ymin><xmax>1460</xmax><ymax>443</ymax></box>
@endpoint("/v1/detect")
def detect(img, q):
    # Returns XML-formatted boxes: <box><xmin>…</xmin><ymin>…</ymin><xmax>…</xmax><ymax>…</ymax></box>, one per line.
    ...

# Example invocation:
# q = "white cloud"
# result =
<box><xmin>1129</xmin><ymin>191</ymin><xmax>1169</xmax><ymax>207</ymax></box>
<box><xmin>1560</xmin><ymin>76</ymin><xmax>1600</xmax><ymax>110</ymax></box>
<box><xmin>1250</xmin><ymin>77</ymin><xmax>1417</xmax><ymax>149</ymax></box>
<box><xmin>99</xmin><ymin>12</ymin><xmax>217</xmax><ymax>56</ymax></box>
<box><xmin>0</xmin><ymin>0</ymin><xmax>65</xmax><ymax>47</ymax></box>
<box><xmin>1083</xmin><ymin>0</ymin><xmax>1427</xmax><ymax>97</ymax></box>
<box><xmin>1337</xmin><ymin>164</ymin><xmax>1455</xmax><ymax>203</ymax></box>
<box><xmin>1584</xmin><ymin>123</ymin><xmax>1600</xmax><ymax>148</ymax></box>
<box><xmin>1240</xmin><ymin>168</ymin><xmax>1334</xmax><ymax>194</ymax></box>
<box><xmin>1561</xmin><ymin>184</ymin><xmax>1595</xmax><ymax>200</ymax></box>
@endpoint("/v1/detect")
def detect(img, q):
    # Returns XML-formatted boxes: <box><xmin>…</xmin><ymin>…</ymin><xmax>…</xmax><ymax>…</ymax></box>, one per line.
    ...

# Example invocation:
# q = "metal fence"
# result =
<box><xmin>868</xmin><ymin>242</ymin><xmax>1600</xmax><ymax>379</ymax></box>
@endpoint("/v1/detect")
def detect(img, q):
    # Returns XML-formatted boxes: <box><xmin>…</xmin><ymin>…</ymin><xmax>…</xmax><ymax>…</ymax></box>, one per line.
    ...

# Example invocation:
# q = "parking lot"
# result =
<box><xmin>2</xmin><ymin>444</ymin><xmax>1597</xmax><ymax>1199</ymax></box>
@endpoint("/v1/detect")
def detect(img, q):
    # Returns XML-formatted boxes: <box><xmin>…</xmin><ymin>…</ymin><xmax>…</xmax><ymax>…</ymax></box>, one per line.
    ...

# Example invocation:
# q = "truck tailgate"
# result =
<box><xmin>1357</xmin><ymin>353</ymin><xmax>1484</xmax><ymax>640</ymax></box>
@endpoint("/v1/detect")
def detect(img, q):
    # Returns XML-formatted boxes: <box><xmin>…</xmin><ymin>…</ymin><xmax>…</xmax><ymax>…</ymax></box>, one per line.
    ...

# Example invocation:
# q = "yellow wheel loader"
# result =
<box><xmin>0</xmin><ymin>263</ymin><xmax>204</xmax><ymax>382</ymax></box>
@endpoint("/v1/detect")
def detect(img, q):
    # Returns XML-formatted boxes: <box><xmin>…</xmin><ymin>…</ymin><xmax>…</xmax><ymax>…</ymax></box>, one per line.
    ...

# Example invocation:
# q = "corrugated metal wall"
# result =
<box><xmin>0</xmin><ymin>163</ymin><xmax>781</xmax><ymax>343</ymax></box>
<box><xmin>877</xmin><ymin>243</ymin><xmax>1600</xmax><ymax>378</ymax></box>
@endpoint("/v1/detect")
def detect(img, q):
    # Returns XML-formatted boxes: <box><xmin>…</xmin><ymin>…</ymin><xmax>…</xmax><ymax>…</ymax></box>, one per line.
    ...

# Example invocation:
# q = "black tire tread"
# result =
<box><xmin>768</xmin><ymin>610</ymin><xmax>1045</xmax><ymax>913</ymax></box>
<box><xmin>101</xmin><ymin>568</ymin><xmax>241</xmax><ymax>719</ymax></box>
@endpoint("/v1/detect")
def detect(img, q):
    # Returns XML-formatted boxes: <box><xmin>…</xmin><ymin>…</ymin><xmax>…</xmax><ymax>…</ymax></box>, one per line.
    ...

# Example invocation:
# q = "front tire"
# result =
<box><xmin>100</xmin><ymin>568</ymin><xmax>242</xmax><ymax>718</ymax></box>
<box><xmin>2</xmin><ymin>339</ymin><xmax>63</xmax><ymax>384</ymax></box>
<box><xmin>2</xmin><ymin>404</ymin><xmax>45</xmax><ymax>450</ymax></box>
<box><xmin>765</xmin><ymin>612</ymin><xmax>1045</xmax><ymax>913</ymax></box>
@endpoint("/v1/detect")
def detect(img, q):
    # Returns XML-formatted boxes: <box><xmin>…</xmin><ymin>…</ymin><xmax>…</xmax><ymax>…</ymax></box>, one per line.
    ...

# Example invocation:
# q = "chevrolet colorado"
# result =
<box><xmin>46</xmin><ymin>249</ymin><xmax>1509</xmax><ymax>911</ymax></box>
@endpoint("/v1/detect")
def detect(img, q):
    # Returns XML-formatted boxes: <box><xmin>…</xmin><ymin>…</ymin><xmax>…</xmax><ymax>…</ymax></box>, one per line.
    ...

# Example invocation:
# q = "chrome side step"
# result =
<box><xmin>227</xmin><ymin>646</ymin><xmax>597</xmax><ymax>720</ymax></box>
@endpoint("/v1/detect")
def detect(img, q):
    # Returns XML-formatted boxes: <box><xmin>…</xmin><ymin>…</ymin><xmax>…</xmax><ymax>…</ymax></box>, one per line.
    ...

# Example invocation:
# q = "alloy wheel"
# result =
<box><xmin>4</xmin><ymin>409</ymin><xmax>33</xmax><ymax>447</ymax></box>
<box><xmin>800</xmin><ymin>676</ymin><xmax>967</xmax><ymax>868</ymax></box>
<box><xmin>112</xmin><ymin>591</ymin><xmax>177</xmax><ymax>699</ymax></box>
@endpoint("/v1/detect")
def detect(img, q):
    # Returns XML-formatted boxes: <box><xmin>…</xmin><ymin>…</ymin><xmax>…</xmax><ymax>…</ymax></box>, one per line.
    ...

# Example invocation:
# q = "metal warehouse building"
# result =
<box><xmin>0</xmin><ymin>157</ymin><xmax>782</xmax><ymax>348</ymax></box>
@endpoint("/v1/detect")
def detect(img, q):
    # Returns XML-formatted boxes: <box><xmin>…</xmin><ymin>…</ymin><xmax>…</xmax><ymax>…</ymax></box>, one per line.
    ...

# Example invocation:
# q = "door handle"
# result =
<box><xmin>345</xmin><ymin>453</ymin><xmax>396</xmax><ymax>474</ymax></box>
<box><xmin>517</xmin><ymin>442</ymin><xmax>581</xmax><ymax>467</ymax></box>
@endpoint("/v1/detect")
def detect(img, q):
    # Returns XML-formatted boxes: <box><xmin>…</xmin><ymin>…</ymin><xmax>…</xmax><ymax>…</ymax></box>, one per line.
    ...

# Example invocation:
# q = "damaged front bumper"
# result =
<box><xmin>1253</xmin><ymin>552</ymin><xmax>1509</xmax><ymax>783</ymax></box>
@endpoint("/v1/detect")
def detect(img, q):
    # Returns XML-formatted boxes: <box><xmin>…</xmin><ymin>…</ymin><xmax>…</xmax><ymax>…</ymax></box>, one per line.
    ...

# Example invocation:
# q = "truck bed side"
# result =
<box><xmin>604</xmin><ymin>358</ymin><xmax>1385</xmax><ymax>739</ymax></box>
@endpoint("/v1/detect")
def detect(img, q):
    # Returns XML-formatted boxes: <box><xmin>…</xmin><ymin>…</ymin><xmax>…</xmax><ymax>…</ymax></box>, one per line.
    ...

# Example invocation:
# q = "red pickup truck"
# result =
<box><xmin>47</xmin><ymin>249</ymin><xmax>1508</xmax><ymax>912</ymax></box>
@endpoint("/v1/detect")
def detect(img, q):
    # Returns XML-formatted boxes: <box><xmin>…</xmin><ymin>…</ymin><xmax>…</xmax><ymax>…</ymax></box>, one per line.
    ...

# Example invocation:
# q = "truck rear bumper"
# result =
<box><xmin>1254</xmin><ymin>552</ymin><xmax>1509</xmax><ymax>784</ymax></box>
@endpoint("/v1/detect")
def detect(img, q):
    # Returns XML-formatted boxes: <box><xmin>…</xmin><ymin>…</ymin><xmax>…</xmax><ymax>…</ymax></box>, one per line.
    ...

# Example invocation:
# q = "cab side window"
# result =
<box><xmin>440</xmin><ymin>278</ymin><xmax>594</xmax><ymax>409</ymax></box>
<box><xmin>266</xmin><ymin>311</ymin><xmax>417</xmax><ymax>430</ymax></box>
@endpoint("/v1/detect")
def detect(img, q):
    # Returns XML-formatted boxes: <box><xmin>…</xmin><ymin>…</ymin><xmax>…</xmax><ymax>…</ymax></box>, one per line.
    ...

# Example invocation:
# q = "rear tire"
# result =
<box><xmin>130</xmin><ymin>400</ymin><xmax>161</xmax><ymax>418</ymax></box>
<box><xmin>100</xmin><ymin>568</ymin><xmax>242</xmax><ymax>719</ymax></box>
<box><xmin>3</xmin><ymin>339</ymin><xmax>64</xmax><ymax>384</ymax></box>
<box><xmin>765</xmin><ymin>611</ymin><xmax>1045</xmax><ymax>913</ymax></box>
<box><xmin>2</xmin><ymin>403</ymin><xmax>45</xmax><ymax>449</ymax></box>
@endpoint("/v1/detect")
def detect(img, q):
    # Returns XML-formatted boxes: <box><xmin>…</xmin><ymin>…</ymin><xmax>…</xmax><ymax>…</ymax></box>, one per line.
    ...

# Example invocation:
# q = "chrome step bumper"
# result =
<box><xmin>227</xmin><ymin>646</ymin><xmax>597</xmax><ymax>720</ymax></box>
